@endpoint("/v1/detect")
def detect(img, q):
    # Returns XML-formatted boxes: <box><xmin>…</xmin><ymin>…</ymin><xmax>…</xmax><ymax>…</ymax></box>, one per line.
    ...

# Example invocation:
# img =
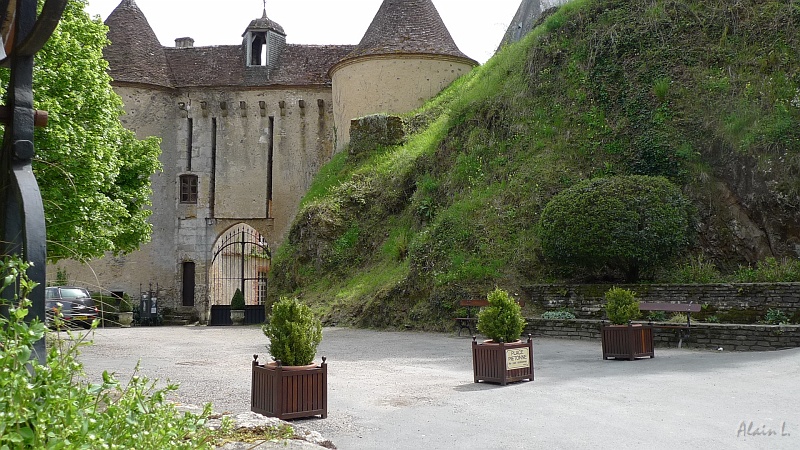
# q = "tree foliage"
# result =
<box><xmin>0</xmin><ymin>0</ymin><xmax>162</xmax><ymax>261</ymax></box>
<box><xmin>537</xmin><ymin>175</ymin><xmax>690</xmax><ymax>282</ymax></box>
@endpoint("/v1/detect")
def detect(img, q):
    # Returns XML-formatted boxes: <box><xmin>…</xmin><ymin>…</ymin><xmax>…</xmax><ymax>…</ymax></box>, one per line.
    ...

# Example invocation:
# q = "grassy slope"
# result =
<box><xmin>269</xmin><ymin>0</ymin><xmax>800</xmax><ymax>329</ymax></box>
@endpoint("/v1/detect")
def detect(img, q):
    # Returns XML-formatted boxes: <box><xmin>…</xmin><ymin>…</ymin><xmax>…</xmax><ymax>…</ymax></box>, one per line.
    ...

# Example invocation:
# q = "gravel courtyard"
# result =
<box><xmin>73</xmin><ymin>325</ymin><xmax>800</xmax><ymax>450</ymax></box>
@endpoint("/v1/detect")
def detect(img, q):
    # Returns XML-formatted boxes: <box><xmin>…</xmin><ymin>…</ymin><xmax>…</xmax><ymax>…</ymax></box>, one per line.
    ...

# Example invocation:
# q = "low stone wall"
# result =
<box><xmin>525</xmin><ymin>318</ymin><xmax>800</xmax><ymax>351</ymax></box>
<box><xmin>522</xmin><ymin>283</ymin><xmax>800</xmax><ymax>323</ymax></box>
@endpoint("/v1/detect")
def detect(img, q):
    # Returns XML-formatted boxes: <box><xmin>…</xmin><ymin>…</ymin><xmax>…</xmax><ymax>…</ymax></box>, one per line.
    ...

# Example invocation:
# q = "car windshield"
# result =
<box><xmin>59</xmin><ymin>288</ymin><xmax>88</xmax><ymax>299</ymax></box>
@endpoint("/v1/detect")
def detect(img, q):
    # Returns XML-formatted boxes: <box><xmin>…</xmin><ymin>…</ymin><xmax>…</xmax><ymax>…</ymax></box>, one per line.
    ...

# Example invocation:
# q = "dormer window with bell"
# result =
<box><xmin>243</xmin><ymin>7</ymin><xmax>286</xmax><ymax>69</ymax></box>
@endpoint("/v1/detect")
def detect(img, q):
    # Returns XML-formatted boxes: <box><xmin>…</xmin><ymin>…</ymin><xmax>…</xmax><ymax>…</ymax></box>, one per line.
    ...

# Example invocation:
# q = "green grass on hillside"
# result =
<box><xmin>270</xmin><ymin>0</ymin><xmax>800</xmax><ymax>329</ymax></box>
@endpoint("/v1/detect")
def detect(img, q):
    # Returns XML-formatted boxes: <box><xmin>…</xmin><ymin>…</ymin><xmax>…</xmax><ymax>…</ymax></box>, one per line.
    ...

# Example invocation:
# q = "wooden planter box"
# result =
<box><xmin>601</xmin><ymin>324</ymin><xmax>655</xmax><ymax>360</ymax></box>
<box><xmin>251</xmin><ymin>355</ymin><xmax>328</xmax><ymax>420</ymax></box>
<box><xmin>472</xmin><ymin>336</ymin><xmax>534</xmax><ymax>385</ymax></box>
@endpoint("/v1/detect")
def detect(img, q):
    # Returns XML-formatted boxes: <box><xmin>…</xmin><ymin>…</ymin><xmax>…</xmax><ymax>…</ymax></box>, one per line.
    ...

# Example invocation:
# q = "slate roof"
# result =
<box><xmin>341</xmin><ymin>0</ymin><xmax>476</xmax><ymax>64</ymax></box>
<box><xmin>104</xmin><ymin>0</ymin><xmax>173</xmax><ymax>88</ymax></box>
<box><xmin>164</xmin><ymin>44</ymin><xmax>355</xmax><ymax>88</ymax></box>
<box><xmin>243</xmin><ymin>9</ymin><xmax>286</xmax><ymax>36</ymax></box>
<box><xmin>103</xmin><ymin>0</ymin><xmax>352</xmax><ymax>88</ymax></box>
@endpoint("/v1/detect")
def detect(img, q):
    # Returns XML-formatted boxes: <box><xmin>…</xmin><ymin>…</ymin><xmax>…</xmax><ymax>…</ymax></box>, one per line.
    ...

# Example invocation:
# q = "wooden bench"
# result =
<box><xmin>640</xmin><ymin>302</ymin><xmax>701</xmax><ymax>348</ymax></box>
<box><xmin>455</xmin><ymin>299</ymin><xmax>525</xmax><ymax>337</ymax></box>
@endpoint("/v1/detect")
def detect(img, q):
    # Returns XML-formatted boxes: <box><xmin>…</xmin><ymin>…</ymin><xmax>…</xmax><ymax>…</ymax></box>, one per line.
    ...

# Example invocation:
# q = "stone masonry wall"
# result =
<box><xmin>522</xmin><ymin>283</ymin><xmax>800</xmax><ymax>323</ymax></box>
<box><xmin>525</xmin><ymin>318</ymin><xmax>800</xmax><ymax>351</ymax></box>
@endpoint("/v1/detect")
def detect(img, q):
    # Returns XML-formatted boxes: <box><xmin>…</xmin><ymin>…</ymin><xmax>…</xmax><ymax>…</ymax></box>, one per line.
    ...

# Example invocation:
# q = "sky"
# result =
<box><xmin>83</xmin><ymin>0</ymin><xmax>525</xmax><ymax>64</ymax></box>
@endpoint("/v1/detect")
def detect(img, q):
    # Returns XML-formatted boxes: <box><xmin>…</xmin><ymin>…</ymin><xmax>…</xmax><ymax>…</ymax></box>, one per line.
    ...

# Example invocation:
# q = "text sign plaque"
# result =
<box><xmin>506</xmin><ymin>347</ymin><xmax>530</xmax><ymax>370</ymax></box>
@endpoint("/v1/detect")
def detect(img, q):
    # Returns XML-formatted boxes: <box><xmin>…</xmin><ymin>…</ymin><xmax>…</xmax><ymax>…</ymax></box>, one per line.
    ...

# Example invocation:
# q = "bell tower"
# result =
<box><xmin>243</xmin><ymin>1</ymin><xmax>286</xmax><ymax>69</ymax></box>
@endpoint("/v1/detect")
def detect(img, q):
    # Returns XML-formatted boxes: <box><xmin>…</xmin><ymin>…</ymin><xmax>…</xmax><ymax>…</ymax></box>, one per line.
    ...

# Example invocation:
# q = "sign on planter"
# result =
<box><xmin>506</xmin><ymin>347</ymin><xmax>530</xmax><ymax>370</ymax></box>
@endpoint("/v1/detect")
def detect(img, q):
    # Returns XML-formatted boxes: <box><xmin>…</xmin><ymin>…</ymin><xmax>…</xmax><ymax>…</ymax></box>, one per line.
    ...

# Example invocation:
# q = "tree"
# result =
<box><xmin>537</xmin><ymin>175</ymin><xmax>690</xmax><ymax>282</ymax></box>
<box><xmin>0</xmin><ymin>0</ymin><xmax>161</xmax><ymax>261</ymax></box>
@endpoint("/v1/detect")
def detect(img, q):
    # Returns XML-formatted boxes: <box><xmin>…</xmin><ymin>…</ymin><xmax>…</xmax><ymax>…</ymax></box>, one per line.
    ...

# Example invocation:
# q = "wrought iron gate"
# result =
<box><xmin>209</xmin><ymin>224</ymin><xmax>270</xmax><ymax>326</ymax></box>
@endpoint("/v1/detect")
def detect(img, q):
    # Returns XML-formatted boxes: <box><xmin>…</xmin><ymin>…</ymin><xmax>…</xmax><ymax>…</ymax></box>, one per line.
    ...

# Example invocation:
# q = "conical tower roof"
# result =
<box><xmin>242</xmin><ymin>8</ymin><xmax>286</xmax><ymax>37</ymax></box>
<box><xmin>341</xmin><ymin>0</ymin><xmax>475</xmax><ymax>64</ymax></box>
<box><xmin>104</xmin><ymin>0</ymin><xmax>173</xmax><ymax>88</ymax></box>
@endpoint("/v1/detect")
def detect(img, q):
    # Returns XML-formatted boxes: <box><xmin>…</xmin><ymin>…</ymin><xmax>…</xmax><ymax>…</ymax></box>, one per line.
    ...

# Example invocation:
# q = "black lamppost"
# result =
<box><xmin>0</xmin><ymin>0</ymin><xmax>67</xmax><ymax>364</ymax></box>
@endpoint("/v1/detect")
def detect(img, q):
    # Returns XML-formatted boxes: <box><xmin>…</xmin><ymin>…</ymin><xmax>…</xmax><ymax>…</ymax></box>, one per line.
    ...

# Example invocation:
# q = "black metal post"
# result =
<box><xmin>0</xmin><ymin>0</ymin><xmax>68</xmax><ymax>364</ymax></box>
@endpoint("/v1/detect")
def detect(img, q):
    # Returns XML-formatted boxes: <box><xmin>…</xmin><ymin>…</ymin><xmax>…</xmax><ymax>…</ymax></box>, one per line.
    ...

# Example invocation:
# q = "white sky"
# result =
<box><xmin>84</xmin><ymin>0</ymin><xmax>524</xmax><ymax>64</ymax></box>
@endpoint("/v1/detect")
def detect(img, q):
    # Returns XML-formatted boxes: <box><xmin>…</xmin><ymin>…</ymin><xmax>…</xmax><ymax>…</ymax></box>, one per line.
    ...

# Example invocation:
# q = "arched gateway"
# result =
<box><xmin>208</xmin><ymin>223</ymin><xmax>271</xmax><ymax>325</ymax></box>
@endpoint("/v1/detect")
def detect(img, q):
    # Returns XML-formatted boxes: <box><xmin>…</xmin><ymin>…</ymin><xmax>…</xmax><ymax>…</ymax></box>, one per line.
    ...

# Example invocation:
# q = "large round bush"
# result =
<box><xmin>537</xmin><ymin>175</ymin><xmax>690</xmax><ymax>281</ymax></box>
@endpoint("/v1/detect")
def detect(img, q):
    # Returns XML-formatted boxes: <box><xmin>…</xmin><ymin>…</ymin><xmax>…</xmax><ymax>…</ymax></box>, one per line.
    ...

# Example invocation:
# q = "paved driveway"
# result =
<box><xmin>74</xmin><ymin>326</ymin><xmax>800</xmax><ymax>450</ymax></box>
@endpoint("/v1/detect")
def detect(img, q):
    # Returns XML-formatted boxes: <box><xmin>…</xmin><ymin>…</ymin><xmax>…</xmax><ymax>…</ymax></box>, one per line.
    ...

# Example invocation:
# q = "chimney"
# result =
<box><xmin>175</xmin><ymin>37</ymin><xmax>195</xmax><ymax>48</ymax></box>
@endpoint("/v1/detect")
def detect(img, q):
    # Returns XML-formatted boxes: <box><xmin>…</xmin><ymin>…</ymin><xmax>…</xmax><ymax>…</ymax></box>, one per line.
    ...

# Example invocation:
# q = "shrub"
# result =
<box><xmin>119</xmin><ymin>293</ymin><xmax>133</xmax><ymax>313</ymax></box>
<box><xmin>670</xmin><ymin>255</ymin><xmax>723</xmax><ymax>283</ymax></box>
<box><xmin>733</xmin><ymin>257</ymin><xmax>800</xmax><ymax>283</ymax></box>
<box><xmin>0</xmin><ymin>256</ymin><xmax>214</xmax><ymax>449</ymax></box>
<box><xmin>705</xmin><ymin>315</ymin><xmax>720</xmax><ymax>323</ymax></box>
<box><xmin>477</xmin><ymin>288</ymin><xmax>526</xmax><ymax>343</ymax></box>
<box><xmin>541</xmin><ymin>309</ymin><xmax>576</xmax><ymax>320</ymax></box>
<box><xmin>604</xmin><ymin>287</ymin><xmax>640</xmax><ymax>325</ymax></box>
<box><xmin>668</xmin><ymin>313</ymin><xmax>688</xmax><ymax>324</ymax></box>
<box><xmin>262</xmin><ymin>297</ymin><xmax>322</xmax><ymax>366</ymax></box>
<box><xmin>764</xmin><ymin>308</ymin><xmax>790</xmax><ymax>325</ymax></box>
<box><xmin>538</xmin><ymin>175</ymin><xmax>690</xmax><ymax>282</ymax></box>
<box><xmin>230</xmin><ymin>288</ymin><xmax>245</xmax><ymax>310</ymax></box>
<box><xmin>647</xmin><ymin>311</ymin><xmax>667</xmax><ymax>322</ymax></box>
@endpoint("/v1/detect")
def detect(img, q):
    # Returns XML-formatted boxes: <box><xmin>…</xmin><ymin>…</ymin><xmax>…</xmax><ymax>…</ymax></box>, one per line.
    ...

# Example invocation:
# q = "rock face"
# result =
<box><xmin>497</xmin><ymin>0</ymin><xmax>570</xmax><ymax>50</ymax></box>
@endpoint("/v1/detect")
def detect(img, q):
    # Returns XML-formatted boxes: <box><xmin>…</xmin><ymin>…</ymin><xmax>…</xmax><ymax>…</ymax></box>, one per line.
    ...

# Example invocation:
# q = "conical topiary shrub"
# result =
<box><xmin>477</xmin><ymin>288</ymin><xmax>526</xmax><ymax>343</ymax></box>
<box><xmin>230</xmin><ymin>288</ymin><xmax>245</xmax><ymax>310</ymax></box>
<box><xmin>604</xmin><ymin>287</ymin><xmax>640</xmax><ymax>325</ymax></box>
<box><xmin>262</xmin><ymin>297</ymin><xmax>322</xmax><ymax>366</ymax></box>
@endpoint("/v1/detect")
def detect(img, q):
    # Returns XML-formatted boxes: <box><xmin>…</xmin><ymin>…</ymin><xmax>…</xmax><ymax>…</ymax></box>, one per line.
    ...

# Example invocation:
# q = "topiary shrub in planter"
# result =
<box><xmin>229</xmin><ymin>288</ymin><xmax>245</xmax><ymax>326</ymax></box>
<box><xmin>477</xmin><ymin>288</ymin><xmax>526</xmax><ymax>343</ymax></box>
<box><xmin>601</xmin><ymin>287</ymin><xmax>653</xmax><ymax>360</ymax></box>
<box><xmin>472</xmin><ymin>288</ymin><xmax>533</xmax><ymax>385</ymax></box>
<box><xmin>252</xmin><ymin>297</ymin><xmax>327</xmax><ymax>419</ymax></box>
<box><xmin>118</xmin><ymin>294</ymin><xmax>133</xmax><ymax>327</ymax></box>
<box><xmin>605</xmin><ymin>287</ymin><xmax>640</xmax><ymax>325</ymax></box>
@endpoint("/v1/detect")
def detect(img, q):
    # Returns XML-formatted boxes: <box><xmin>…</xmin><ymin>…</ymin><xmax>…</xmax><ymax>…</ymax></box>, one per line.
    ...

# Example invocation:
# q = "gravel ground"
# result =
<box><xmin>72</xmin><ymin>325</ymin><xmax>800</xmax><ymax>450</ymax></box>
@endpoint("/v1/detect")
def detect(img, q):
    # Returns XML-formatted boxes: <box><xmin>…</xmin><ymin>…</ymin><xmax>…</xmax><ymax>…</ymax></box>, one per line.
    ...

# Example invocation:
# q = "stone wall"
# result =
<box><xmin>525</xmin><ymin>318</ymin><xmax>800</xmax><ymax>351</ymax></box>
<box><xmin>522</xmin><ymin>283</ymin><xmax>800</xmax><ymax>323</ymax></box>
<box><xmin>348</xmin><ymin>114</ymin><xmax>406</xmax><ymax>156</ymax></box>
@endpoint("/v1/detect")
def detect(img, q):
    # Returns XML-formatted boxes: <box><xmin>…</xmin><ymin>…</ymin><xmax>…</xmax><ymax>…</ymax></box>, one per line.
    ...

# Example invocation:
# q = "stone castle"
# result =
<box><xmin>54</xmin><ymin>0</ymin><xmax>485</xmax><ymax>321</ymax></box>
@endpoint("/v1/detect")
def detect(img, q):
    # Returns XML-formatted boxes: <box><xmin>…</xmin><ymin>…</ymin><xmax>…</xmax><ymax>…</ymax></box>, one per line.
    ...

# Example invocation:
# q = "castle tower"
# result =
<box><xmin>104</xmin><ymin>0</ymin><xmax>173</xmax><ymax>88</ymax></box>
<box><xmin>329</xmin><ymin>0</ymin><xmax>477</xmax><ymax>151</ymax></box>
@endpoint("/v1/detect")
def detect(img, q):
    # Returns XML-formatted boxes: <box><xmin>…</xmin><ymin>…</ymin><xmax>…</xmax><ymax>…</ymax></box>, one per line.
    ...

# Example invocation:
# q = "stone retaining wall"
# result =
<box><xmin>525</xmin><ymin>318</ymin><xmax>800</xmax><ymax>351</ymax></box>
<box><xmin>522</xmin><ymin>283</ymin><xmax>800</xmax><ymax>323</ymax></box>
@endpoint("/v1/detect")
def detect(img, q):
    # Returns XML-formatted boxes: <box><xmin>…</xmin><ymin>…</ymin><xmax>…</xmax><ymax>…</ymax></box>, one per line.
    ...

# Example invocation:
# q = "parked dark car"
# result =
<box><xmin>45</xmin><ymin>286</ymin><xmax>98</xmax><ymax>329</ymax></box>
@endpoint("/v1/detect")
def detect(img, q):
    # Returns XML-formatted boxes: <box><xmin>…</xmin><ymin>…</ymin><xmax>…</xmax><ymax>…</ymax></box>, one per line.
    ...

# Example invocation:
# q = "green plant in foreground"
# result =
<box><xmin>262</xmin><ymin>297</ymin><xmax>323</xmax><ymax>366</ymax></box>
<box><xmin>604</xmin><ymin>287</ymin><xmax>640</xmax><ymax>325</ymax></box>
<box><xmin>477</xmin><ymin>288</ymin><xmax>526</xmax><ymax>343</ymax></box>
<box><xmin>230</xmin><ymin>288</ymin><xmax>245</xmax><ymax>310</ymax></box>
<box><xmin>764</xmin><ymin>308</ymin><xmax>790</xmax><ymax>325</ymax></box>
<box><xmin>0</xmin><ymin>256</ymin><xmax>214</xmax><ymax>449</ymax></box>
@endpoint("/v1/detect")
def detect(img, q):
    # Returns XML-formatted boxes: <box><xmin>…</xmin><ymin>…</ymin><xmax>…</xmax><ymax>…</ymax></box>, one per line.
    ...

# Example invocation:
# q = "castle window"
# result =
<box><xmin>257</xmin><ymin>271</ymin><xmax>268</xmax><ymax>305</ymax></box>
<box><xmin>180</xmin><ymin>175</ymin><xmax>198</xmax><ymax>204</ymax></box>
